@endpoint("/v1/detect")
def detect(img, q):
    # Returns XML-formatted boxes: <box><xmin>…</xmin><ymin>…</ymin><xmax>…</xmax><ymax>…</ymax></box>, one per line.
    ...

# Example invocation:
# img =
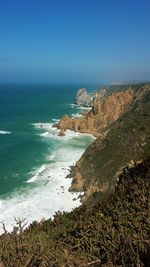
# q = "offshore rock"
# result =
<box><xmin>58</xmin><ymin>129</ymin><xmax>65</xmax><ymax>136</ymax></box>
<box><xmin>75</xmin><ymin>88</ymin><xmax>91</xmax><ymax>106</ymax></box>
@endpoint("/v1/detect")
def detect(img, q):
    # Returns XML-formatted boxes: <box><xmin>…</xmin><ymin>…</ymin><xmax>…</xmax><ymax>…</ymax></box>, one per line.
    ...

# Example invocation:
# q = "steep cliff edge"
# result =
<box><xmin>0</xmin><ymin>85</ymin><xmax>150</xmax><ymax>267</ymax></box>
<box><xmin>69</xmin><ymin>84</ymin><xmax>150</xmax><ymax>201</ymax></box>
<box><xmin>54</xmin><ymin>86</ymin><xmax>134</xmax><ymax>137</ymax></box>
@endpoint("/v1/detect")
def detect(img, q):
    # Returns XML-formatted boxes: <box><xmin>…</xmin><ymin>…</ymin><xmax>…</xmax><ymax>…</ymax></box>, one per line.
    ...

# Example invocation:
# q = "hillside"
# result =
<box><xmin>0</xmin><ymin>83</ymin><xmax>150</xmax><ymax>266</ymax></box>
<box><xmin>54</xmin><ymin>83</ymin><xmax>150</xmax><ymax>139</ymax></box>
<box><xmin>96</xmin><ymin>83</ymin><xmax>147</xmax><ymax>96</ymax></box>
<box><xmin>69</xmin><ymin>84</ymin><xmax>150</xmax><ymax>201</ymax></box>
<box><xmin>0</xmin><ymin>158</ymin><xmax>150</xmax><ymax>266</ymax></box>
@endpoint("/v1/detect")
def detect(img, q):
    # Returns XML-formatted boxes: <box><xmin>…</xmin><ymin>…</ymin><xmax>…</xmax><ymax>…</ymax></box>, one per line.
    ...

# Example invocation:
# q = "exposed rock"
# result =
<box><xmin>57</xmin><ymin>115</ymin><xmax>73</xmax><ymax>131</ymax></box>
<box><xmin>75</xmin><ymin>88</ymin><xmax>91</xmax><ymax>106</ymax></box>
<box><xmin>79</xmin><ymin>110</ymin><xmax>88</xmax><ymax>116</ymax></box>
<box><xmin>91</xmin><ymin>88</ymin><xmax>134</xmax><ymax>131</ymax></box>
<box><xmin>69</xmin><ymin>84</ymin><xmax>150</xmax><ymax>200</ymax></box>
<box><xmin>53</xmin><ymin>83</ymin><xmax>150</xmax><ymax>201</ymax></box>
<box><xmin>94</xmin><ymin>87</ymin><xmax>107</xmax><ymax>99</ymax></box>
<box><xmin>58</xmin><ymin>129</ymin><xmax>65</xmax><ymax>136</ymax></box>
<box><xmin>69</xmin><ymin>168</ymin><xmax>84</xmax><ymax>192</ymax></box>
<box><xmin>54</xmin><ymin>87</ymin><xmax>135</xmax><ymax>137</ymax></box>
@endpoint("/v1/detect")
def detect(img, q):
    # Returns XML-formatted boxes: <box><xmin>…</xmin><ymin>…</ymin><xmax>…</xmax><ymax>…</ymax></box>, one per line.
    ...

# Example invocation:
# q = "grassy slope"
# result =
<box><xmin>0</xmin><ymin>159</ymin><xmax>150</xmax><ymax>266</ymax></box>
<box><xmin>105</xmin><ymin>83</ymin><xmax>147</xmax><ymax>95</ymax></box>
<box><xmin>0</xmin><ymin>83</ymin><xmax>150</xmax><ymax>267</ymax></box>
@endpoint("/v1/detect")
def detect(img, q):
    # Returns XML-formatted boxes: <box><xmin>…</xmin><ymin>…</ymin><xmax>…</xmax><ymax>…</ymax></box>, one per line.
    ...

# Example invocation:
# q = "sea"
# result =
<box><xmin>0</xmin><ymin>83</ymin><xmax>97</xmax><ymax>233</ymax></box>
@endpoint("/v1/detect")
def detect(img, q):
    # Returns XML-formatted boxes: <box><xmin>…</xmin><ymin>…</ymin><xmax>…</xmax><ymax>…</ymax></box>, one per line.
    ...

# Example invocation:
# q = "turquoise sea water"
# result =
<box><xmin>0</xmin><ymin>83</ymin><xmax>96</xmax><ymax>232</ymax></box>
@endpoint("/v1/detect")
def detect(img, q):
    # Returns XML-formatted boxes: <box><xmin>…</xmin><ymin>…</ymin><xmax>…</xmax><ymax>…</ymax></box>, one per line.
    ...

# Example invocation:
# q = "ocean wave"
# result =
<box><xmin>27</xmin><ymin>165</ymin><xmax>47</xmax><ymax>183</ymax></box>
<box><xmin>0</xmin><ymin>122</ymin><xmax>94</xmax><ymax>234</ymax></box>
<box><xmin>38</xmin><ymin>129</ymin><xmax>93</xmax><ymax>141</ymax></box>
<box><xmin>71</xmin><ymin>113</ymin><xmax>82</xmax><ymax>118</ymax></box>
<box><xmin>69</xmin><ymin>103</ymin><xmax>91</xmax><ymax>111</ymax></box>
<box><xmin>33</xmin><ymin>122</ymin><xmax>75</xmax><ymax>139</ymax></box>
<box><xmin>76</xmin><ymin>106</ymin><xmax>91</xmax><ymax>110</ymax></box>
<box><xmin>39</xmin><ymin>132</ymin><xmax>50</xmax><ymax>137</ymax></box>
<box><xmin>0</xmin><ymin>142</ymin><xmax>86</xmax><ymax>233</ymax></box>
<box><xmin>0</xmin><ymin>130</ymin><xmax>11</xmax><ymax>135</ymax></box>
<box><xmin>33</xmin><ymin>122</ymin><xmax>58</xmax><ymax>134</ymax></box>
<box><xmin>0</xmin><ymin>175</ymin><xmax>81</xmax><ymax>234</ymax></box>
<box><xmin>51</xmin><ymin>118</ymin><xmax>60</xmax><ymax>122</ymax></box>
<box><xmin>69</xmin><ymin>103</ymin><xmax>77</xmax><ymax>108</ymax></box>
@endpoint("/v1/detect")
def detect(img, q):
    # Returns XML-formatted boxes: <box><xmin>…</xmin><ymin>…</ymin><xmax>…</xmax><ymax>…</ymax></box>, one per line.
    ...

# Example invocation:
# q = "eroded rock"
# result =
<box><xmin>75</xmin><ymin>88</ymin><xmax>91</xmax><ymax>106</ymax></box>
<box><xmin>54</xmin><ymin>88</ymin><xmax>135</xmax><ymax>137</ymax></box>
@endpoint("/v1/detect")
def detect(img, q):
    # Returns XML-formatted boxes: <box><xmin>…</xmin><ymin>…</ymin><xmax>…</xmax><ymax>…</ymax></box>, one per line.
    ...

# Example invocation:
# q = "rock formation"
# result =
<box><xmin>93</xmin><ymin>87</ymin><xmax>107</xmax><ymax>99</ymax></box>
<box><xmin>75</xmin><ymin>88</ymin><xmax>91</xmax><ymax>106</ymax></box>
<box><xmin>69</xmin><ymin>83</ymin><xmax>150</xmax><ymax>201</ymax></box>
<box><xmin>58</xmin><ymin>129</ymin><xmax>65</xmax><ymax>136</ymax></box>
<box><xmin>54</xmin><ymin>87</ymin><xmax>135</xmax><ymax>137</ymax></box>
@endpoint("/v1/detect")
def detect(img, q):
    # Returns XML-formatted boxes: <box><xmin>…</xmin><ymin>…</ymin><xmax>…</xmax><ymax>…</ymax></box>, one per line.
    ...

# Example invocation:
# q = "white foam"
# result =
<box><xmin>0</xmin><ymin>175</ymin><xmax>81</xmax><ymax>234</ymax></box>
<box><xmin>33</xmin><ymin>122</ymin><xmax>58</xmax><ymax>132</ymax></box>
<box><xmin>71</xmin><ymin>113</ymin><xmax>82</xmax><ymax>118</ymax></box>
<box><xmin>76</xmin><ymin>106</ymin><xmax>91</xmax><ymax>110</ymax></box>
<box><xmin>69</xmin><ymin>103</ymin><xmax>77</xmax><ymax>108</ymax></box>
<box><xmin>33</xmin><ymin>123</ymin><xmax>59</xmax><ymax>138</ymax></box>
<box><xmin>33</xmin><ymin>122</ymin><xmax>94</xmax><ymax>142</ymax></box>
<box><xmin>0</xmin><ymin>200</ymin><xmax>3</xmax><ymax>208</ymax></box>
<box><xmin>0</xmin><ymin>120</ymin><xmax>94</xmax><ymax>234</ymax></box>
<box><xmin>49</xmin><ymin>154</ymin><xmax>54</xmax><ymax>160</ymax></box>
<box><xmin>27</xmin><ymin>165</ymin><xmax>47</xmax><ymax>183</ymax></box>
<box><xmin>0</xmin><ymin>126</ymin><xmax>94</xmax><ymax>234</ymax></box>
<box><xmin>39</xmin><ymin>132</ymin><xmax>49</xmax><ymax>137</ymax></box>
<box><xmin>69</xmin><ymin>103</ymin><xmax>91</xmax><ymax>111</ymax></box>
<box><xmin>0</xmin><ymin>166</ymin><xmax>81</xmax><ymax>233</ymax></box>
<box><xmin>51</xmin><ymin>118</ymin><xmax>60</xmax><ymax>122</ymax></box>
<box><xmin>0</xmin><ymin>130</ymin><xmax>11</xmax><ymax>135</ymax></box>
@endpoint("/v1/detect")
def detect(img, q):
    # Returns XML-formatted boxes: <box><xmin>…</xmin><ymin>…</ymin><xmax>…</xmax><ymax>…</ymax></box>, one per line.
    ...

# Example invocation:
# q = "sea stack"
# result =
<box><xmin>75</xmin><ymin>88</ymin><xmax>91</xmax><ymax>106</ymax></box>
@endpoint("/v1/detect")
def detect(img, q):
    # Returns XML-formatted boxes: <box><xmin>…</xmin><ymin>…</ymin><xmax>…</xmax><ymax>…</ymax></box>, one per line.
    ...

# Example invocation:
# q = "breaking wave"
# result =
<box><xmin>0</xmin><ymin>130</ymin><xmax>11</xmax><ymax>135</ymax></box>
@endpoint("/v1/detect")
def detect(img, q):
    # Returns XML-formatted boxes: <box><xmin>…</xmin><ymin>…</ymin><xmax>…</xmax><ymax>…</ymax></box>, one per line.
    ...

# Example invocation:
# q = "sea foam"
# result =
<box><xmin>0</xmin><ymin>130</ymin><xmax>11</xmax><ymax>135</ymax></box>
<box><xmin>0</xmin><ymin>122</ymin><xmax>93</xmax><ymax>234</ymax></box>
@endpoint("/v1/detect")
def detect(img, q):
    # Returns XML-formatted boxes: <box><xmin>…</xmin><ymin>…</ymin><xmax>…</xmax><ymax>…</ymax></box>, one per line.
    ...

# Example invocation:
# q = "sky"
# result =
<box><xmin>0</xmin><ymin>0</ymin><xmax>150</xmax><ymax>83</ymax></box>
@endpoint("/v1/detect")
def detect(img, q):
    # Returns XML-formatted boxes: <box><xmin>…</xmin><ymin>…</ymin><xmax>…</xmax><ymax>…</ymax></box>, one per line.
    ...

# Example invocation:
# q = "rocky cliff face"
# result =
<box><xmin>92</xmin><ymin>88</ymin><xmax>134</xmax><ymax>132</ymax></box>
<box><xmin>75</xmin><ymin>88</ymin><xmax>91</xmax><ymax>106</ymax></box>
<box><xmin>54</xmin><ymin>87</ymin><xmax>135</xmax><ymax>137</ymax></box>
<box><xmin>69</xmin><ymin>84</ymin><xmax>150</xmax><ymax>201</ymax></box>
<box><xmin>93</xmin><ymin>87</ymin><xmax>107</xmax><ymax>99</ymax></box>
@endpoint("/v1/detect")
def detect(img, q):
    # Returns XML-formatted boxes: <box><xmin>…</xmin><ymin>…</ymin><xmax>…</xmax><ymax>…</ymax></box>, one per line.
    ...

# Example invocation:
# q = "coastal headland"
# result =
<box><xmin>53</xmin><ymin>86</ymin><xmax>134</xmax><ymax>137</ymax></box>
<box><xmin>0</xmin><ymin>83</ymin><xmax>150</xmax><ymax>266</ymax></box>
<box><xmin>54</xmin><ymin>83</ymin><xmax>150</xmax><ymax>201</ymax></box>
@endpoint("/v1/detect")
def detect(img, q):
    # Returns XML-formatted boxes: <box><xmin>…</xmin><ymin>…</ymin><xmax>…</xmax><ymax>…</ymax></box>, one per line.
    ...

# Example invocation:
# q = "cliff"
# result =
<box><xmin>0</xmin><ymin>84</ymin><xmax>150</xmax><ymax>267</ymax></box>
<box><xmin>69</xmin><ymin>83</ymin><xmax>150</xmax><ymax>201</ymax></box>
<box><xmin>54</xmin><ymin>86</ymin><xmax>135</xmax><ymax>137</ymax></box>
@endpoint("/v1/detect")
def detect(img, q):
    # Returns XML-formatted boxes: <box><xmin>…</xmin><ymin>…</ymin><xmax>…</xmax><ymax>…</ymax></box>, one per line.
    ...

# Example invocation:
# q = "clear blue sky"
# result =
<box><xmin>0</xmin><ymin>0</ymin><xmax>150</xmax><ymax>83</ymax></box>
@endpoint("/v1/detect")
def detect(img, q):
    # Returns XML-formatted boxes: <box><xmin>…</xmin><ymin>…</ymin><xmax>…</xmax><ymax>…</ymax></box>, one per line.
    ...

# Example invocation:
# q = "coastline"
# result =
<box><xmin>53</xmin><ymin>83</ymin><xmax>150</xmax><ymax>202</ymax></box>
<box><xmin>0</xmin><ymin>109</ymin><xmax>94</xmax><ymax>234</ymax></box>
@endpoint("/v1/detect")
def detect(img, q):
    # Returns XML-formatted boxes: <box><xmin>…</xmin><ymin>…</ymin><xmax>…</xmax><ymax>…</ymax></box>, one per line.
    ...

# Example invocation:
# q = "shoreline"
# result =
<box><xmin>0</xmin><ymin>111</ymin><xmax>94</xmax><ymax>234</ymax></box>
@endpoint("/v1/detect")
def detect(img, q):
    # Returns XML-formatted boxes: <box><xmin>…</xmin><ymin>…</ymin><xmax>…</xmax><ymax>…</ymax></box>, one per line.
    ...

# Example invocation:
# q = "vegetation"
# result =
<box><xmin>0</xmin><ymin>158</ymin><xmax>150</xmax><ymax>266</ymax></box>
<box><xmin>106</xmin><ymin>83</ymin><xmax>147</xmax><ymax>95</ymax></box>
<box><xmin>0</xmin><ymin>83</ymin><xmax>149</xmax><ymax>266</ymax></box>
<box><xmin>71</xmin><ymin>84</ymin><xmax>150</xmax><ymax>199</ymax></box>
